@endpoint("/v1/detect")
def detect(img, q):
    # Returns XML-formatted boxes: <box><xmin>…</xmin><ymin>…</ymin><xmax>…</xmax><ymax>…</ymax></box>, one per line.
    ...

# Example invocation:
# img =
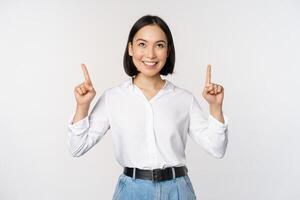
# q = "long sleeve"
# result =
<box><xmin>67</xmin><ymin>90</ymin><xmax>110</xmax><ymax>157</ymax></box>
<box><xmin>188</xmin><ymin>94</ymin><xmax>229</xmax><ymax>159</ymax></box>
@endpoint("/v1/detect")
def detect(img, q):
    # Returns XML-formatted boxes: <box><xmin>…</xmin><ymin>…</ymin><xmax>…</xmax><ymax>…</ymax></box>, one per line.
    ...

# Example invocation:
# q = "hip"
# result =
<box><xmin>112</xmin><ymin>171</ymin><xmax>197</xmax><ymax>199</ymax></box>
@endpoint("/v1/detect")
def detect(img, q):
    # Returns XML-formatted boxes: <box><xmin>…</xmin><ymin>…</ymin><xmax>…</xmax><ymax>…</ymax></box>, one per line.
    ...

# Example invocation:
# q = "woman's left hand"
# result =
<box><xmin>202</xmin><ymin>64</ymin><xmax>224</xmax><ymax>106</ymax></box>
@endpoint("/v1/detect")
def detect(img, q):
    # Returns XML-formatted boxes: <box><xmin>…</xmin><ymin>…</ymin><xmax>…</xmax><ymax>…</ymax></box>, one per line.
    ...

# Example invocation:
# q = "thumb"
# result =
<box><xmin>204</xmin><ymin>86</ymin><xmax>210</xmax><ymax>93</ymax></box>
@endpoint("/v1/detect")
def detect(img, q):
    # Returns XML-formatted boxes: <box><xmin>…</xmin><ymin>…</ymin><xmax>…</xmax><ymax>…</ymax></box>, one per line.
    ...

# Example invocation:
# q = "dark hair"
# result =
<box><xmin>123</xmin><ymin>15</ymin><xmax>176</xmax><ymax>76</ymax></box>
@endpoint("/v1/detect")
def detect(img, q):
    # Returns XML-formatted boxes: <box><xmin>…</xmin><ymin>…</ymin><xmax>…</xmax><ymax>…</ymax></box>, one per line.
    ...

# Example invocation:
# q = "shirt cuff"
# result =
<box><xmin>68</xmin><ymin>112</ymin><xmax>90</xmax><ymax>136</ymax></box>
<box><xmin>208</xmin><ymin>112</ymin><xmax>229</xmax><ymax>134</ymax></box>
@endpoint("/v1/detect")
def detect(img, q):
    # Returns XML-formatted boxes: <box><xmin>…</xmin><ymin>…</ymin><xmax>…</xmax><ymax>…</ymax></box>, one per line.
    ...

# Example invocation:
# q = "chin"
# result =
<box><xmin>138</xmin><ymin>70</ymin><xmax>160</xmax><ymax>77</ymax></box>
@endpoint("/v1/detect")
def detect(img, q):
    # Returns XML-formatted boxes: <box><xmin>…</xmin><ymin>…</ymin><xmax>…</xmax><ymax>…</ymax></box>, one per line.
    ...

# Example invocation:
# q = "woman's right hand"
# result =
<box><xmin>74</xmin><ymin>63</ymin><xmax>96</xmax><ymax>106</ymax></box>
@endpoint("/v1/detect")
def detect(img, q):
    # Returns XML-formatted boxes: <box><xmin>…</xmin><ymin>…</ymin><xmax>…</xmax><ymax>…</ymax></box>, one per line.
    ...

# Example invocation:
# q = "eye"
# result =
<box><xmin>138</xmin><ymin>42</ymin><xmax>145</xmax><ymax>47</ymax></box>
<box><xmin>157</xmin><ymin>43</ymin><xmax>165</xmax><ymax>48</ymax></box>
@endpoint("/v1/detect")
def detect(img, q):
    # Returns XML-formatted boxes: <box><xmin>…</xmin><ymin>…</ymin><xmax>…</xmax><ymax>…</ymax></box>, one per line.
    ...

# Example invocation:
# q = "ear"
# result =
<box><xmin>128</xmin><ymin>42</ymin><xmax>133</xmax><ymax>56</ymax></box>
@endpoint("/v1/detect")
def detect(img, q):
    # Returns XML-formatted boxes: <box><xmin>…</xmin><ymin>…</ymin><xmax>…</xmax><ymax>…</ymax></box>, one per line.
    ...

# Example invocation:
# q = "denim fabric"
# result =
<box><xmin>112</xmin><ymin>173</ymin><xmax>197</xmax><ymax>200</ymax></box>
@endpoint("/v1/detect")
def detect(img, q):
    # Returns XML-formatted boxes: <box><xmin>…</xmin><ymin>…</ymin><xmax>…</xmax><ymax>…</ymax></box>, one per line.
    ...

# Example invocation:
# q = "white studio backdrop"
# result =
<box><xmin>0</xmin><ymin>0</ymin><xmax>299</xmax><ymax>199</ymax></box>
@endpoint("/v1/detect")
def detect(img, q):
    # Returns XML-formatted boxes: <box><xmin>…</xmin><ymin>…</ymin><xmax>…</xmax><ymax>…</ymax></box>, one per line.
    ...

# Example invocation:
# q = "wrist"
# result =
<box><xmin>209</xmin><ymin>104</ymin><xmax>222</xmax><ymax>112</ymax></box>
<box><xmin>76</xmin><ymin>104</ymin><xmax>90</xmax><ymax>110</ymax></box>
<box><xmin>209</xmin><ymin>104</ymin><xmax>225</xmax><ymax>124</ymax></box>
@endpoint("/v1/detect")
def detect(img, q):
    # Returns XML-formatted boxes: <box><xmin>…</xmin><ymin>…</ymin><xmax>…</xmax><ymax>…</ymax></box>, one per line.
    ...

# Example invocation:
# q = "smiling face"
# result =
<box><xmin>128</xmin><ymin>25</ymin><xmax>169</xmax><ymax>77</ymax></box>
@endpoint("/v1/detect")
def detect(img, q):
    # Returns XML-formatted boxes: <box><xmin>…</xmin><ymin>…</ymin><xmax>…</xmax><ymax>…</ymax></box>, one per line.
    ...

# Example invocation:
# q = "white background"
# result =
<box><xmin>0</xmin><ymin>0</ymin><xmax>299</xmax><ymax>199</ymax></box>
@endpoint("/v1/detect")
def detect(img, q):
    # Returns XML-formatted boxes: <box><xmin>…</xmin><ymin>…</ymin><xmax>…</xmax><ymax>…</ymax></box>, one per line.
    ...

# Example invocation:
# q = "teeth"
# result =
<box><xmin>143</xmin><ymin>61</ymin><xmax>157</xmax><ymax>66</ymax></box>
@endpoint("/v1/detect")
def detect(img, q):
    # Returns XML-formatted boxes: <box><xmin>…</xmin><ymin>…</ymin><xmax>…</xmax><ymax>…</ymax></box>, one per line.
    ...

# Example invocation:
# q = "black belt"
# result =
<box><xmin>123</xmin><ymin>166</ymin><xmax>188</xmax><ymax>182</ymax></box>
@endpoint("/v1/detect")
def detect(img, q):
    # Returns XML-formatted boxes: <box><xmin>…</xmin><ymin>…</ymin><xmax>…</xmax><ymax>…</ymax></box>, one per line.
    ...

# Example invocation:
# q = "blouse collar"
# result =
<box><xmin>122</xmin><ymin>77</ymin><xmax>175</xmax><ymax>92</ymax></box>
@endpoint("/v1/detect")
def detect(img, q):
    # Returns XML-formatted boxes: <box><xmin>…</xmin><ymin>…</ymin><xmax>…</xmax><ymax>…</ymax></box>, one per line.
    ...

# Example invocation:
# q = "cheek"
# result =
<box><xmin>132</xmin><ymin>51</ymin><xmax>144</xmax><ymax>60</ymax></box>
<box><xmin>158</xmin><ymin>50</ymin><xmax>168</xmax><ymax>60</ymax></box>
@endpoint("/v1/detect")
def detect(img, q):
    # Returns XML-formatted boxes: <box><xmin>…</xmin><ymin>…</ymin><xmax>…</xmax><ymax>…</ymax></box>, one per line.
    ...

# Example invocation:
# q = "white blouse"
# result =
<box><xmin>67</xmin><ymin>77</ymin><xmax>229</xmax><ymax>170</ymax></box>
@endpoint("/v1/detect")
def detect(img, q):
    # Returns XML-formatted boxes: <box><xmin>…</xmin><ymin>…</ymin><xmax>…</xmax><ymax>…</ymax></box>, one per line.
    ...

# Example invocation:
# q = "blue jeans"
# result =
<box><xmin>112</xmin><ymin>173</ymin><xmax>197</xmax><ymax>200</ymax></box>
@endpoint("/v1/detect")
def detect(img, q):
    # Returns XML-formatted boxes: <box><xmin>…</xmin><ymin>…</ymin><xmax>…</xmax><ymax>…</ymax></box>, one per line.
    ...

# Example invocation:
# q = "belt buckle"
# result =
<box><xmin>152</xmin><ymin>169</ymin><xmax>163</xmax><ymax>182</ymax></box>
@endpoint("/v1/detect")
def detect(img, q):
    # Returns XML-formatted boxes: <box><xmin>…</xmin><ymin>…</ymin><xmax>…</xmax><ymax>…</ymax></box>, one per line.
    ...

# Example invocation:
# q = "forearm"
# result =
<box><xmin>209</xmin><ymin>104</ymin><xmax>225</xmax><ymax>124</ymax></box>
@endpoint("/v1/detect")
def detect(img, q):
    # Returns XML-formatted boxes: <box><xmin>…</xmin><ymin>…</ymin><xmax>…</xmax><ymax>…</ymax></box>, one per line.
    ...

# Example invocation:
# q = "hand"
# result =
<box><xmin>202</xmin><ymin>64</ymin><xmax>224</xmax><ymax>106</ymax></box>
<box><xmin>74</xmin><ymin>63</ymin><xmax>96</xmax><ymax>106</ymax></box>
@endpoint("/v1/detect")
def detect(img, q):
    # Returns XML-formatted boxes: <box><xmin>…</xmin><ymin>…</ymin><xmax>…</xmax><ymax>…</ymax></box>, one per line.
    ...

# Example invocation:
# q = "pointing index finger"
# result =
<box><xmin>205</xmin><ymin>64</ymin><xmax>211</xmax><ymax>86</ymax></box>
<box><xmin>81</xmin><ymin>63</ymin><xmax>92</xmax><ymax>84</ymax></box>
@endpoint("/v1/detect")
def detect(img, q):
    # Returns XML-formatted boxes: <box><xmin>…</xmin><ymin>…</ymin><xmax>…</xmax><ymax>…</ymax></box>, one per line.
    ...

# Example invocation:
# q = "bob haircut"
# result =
<box><xmin>123</xmin><ymin>15</ymin><xmax>176</xmax><ymax>76</ymax></box>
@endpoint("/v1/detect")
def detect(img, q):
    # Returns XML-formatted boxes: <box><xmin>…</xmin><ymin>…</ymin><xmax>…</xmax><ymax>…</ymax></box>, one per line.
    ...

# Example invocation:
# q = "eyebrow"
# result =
<box><xmin>135</xmin><ymin>38</ymin><xmax>167</xmax><ymax>44</ymax></box>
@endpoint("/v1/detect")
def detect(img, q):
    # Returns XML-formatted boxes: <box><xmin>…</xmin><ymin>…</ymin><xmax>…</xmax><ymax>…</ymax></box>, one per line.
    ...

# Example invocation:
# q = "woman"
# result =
<box><xmin>68</xmin><ymin>15</ymin><xmax>229</xmax><ymax>200</ymax></box>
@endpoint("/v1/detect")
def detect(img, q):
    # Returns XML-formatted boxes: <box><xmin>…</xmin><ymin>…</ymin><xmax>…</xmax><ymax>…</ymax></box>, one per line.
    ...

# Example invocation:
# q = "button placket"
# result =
<box><xmin>150</xmin><ymin>104</ymin><xmax>167</xmax><ymax>168</ymax></box>
<box><xmin>146</xmin><ymin>102</ymin><xmax>157</xmax><ymax>165</ymax></box>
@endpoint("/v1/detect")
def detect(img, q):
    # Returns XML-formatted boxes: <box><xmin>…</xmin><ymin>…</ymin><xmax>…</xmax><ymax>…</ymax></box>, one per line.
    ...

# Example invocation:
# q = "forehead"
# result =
<box><xmin>133</xmin><ymin>25</ymin><xmax>167</xmax><ymax>42</ymax></box>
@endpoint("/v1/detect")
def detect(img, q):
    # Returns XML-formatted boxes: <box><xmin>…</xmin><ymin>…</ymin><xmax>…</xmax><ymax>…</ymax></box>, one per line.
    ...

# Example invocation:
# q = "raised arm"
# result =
<box><xmin>67</xmin><ymin>63</ymin><xmax>110</xmax><ymax>157</ymax></box>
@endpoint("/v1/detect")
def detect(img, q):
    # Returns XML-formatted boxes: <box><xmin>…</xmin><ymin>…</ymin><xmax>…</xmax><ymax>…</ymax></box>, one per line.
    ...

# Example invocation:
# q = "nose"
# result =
<box><xmin>146</xmin><ymin>46</ymin><xmax>156</xmax><ymax>59</ymax></box>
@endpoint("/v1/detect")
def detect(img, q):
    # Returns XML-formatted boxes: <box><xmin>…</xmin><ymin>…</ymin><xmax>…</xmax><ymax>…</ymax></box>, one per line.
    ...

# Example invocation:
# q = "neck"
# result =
<box><xmin>133</xmin><ymin>73</ymin><xmax>165</xmax><ymax>91</ymax></box>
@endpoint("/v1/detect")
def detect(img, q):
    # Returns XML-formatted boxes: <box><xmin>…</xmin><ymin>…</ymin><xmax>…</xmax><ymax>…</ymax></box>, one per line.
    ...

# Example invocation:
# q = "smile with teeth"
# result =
<box><xmin>143</xmin><ymin>61</ymin><xmax>158</xmax><ymax>67</ymax></box>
